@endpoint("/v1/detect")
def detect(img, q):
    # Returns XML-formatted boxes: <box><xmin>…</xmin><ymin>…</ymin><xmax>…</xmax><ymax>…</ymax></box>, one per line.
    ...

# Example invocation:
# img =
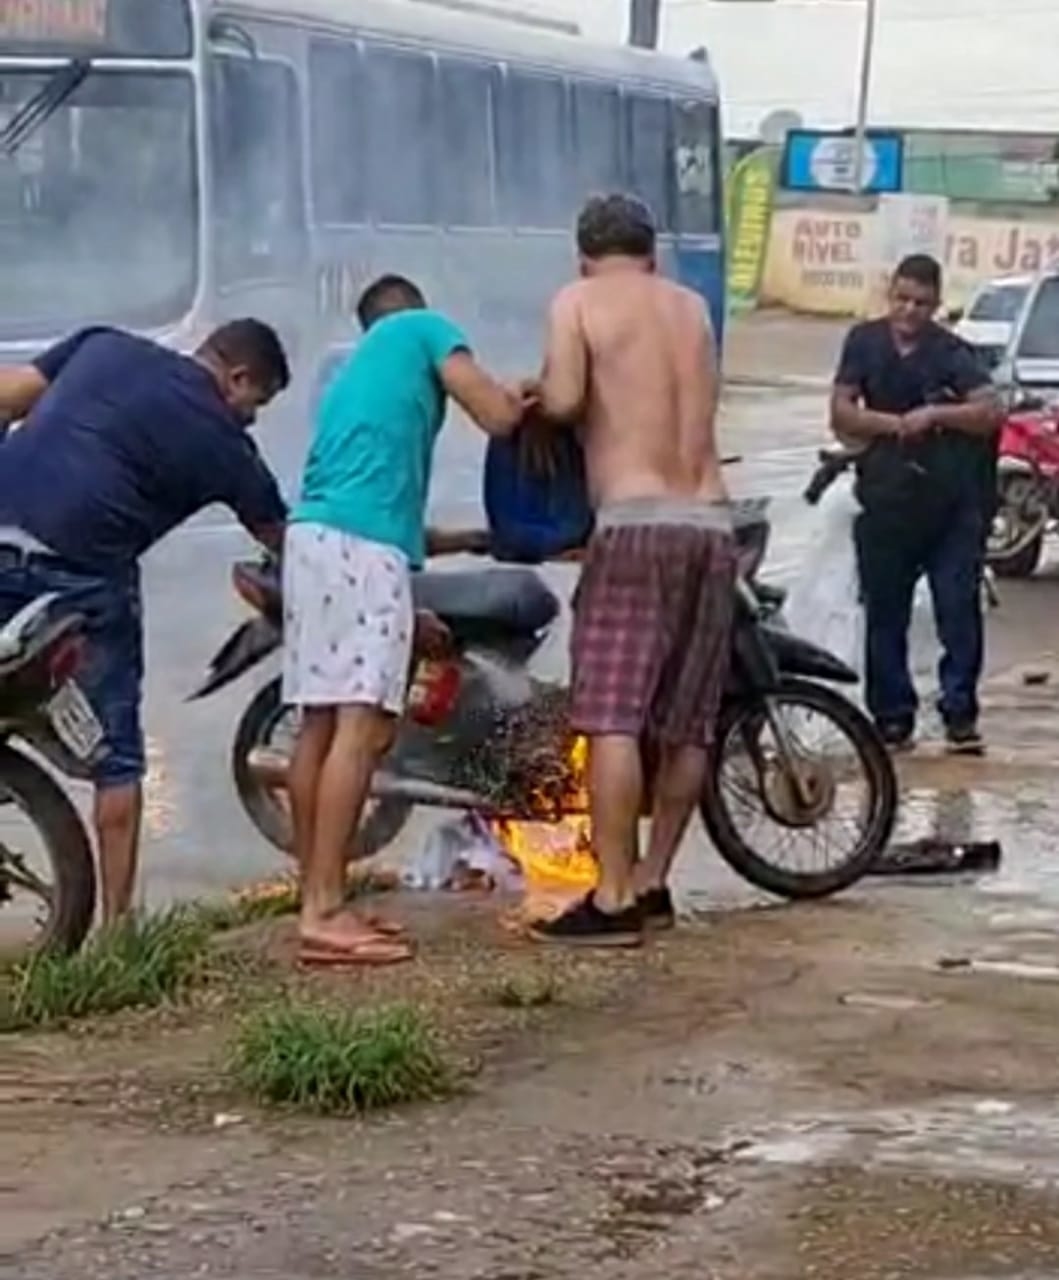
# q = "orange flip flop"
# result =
<box><xmin>362</xmin><ymin>915</ymin><xmax>407</xmax><ymax>938</ymax></box>
<box><xmin>298</xmin><ymin>936</ymin><xmax>414</xmax><ymax>969</ymax></box>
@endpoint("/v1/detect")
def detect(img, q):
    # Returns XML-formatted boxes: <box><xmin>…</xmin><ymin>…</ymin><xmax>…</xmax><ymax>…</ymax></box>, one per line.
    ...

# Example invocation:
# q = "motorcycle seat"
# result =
<box><xmin>233</xmin><ymin>561</ymin><xmax>560</xmax><ymax>645</ymax></box>
<box><xmin>414</xmin><ymin>568</ymin><xmax>560</xmax><ymax>642</ymax></box>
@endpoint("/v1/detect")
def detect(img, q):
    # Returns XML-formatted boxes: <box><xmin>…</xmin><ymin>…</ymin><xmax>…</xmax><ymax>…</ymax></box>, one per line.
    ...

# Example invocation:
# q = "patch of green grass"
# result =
<box><xmin>230</xmin><ymin>1000</ymin><xmax>454</xmax><ymax>1115</ymax></box>
<box><xmin>0</xmin><ymin>908</ymin><xmax>212</xmax><ymax>1031</ymax></box>
<box><xmin>489</xmin><ymin>971</ymin><xmax>560</xmax><ymax>1009</ymax></box>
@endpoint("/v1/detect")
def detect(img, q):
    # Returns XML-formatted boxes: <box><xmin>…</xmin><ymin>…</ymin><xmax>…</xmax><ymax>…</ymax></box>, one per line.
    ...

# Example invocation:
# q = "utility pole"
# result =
<box><xmin>851</xmin><ymin>0</ymin><xmax>878</xmax><ymax>192</ymax></box>
<box><xmin>628</xmin><ymin>0</ymin><xmax>661</xmax><ymax>48</ymax></box>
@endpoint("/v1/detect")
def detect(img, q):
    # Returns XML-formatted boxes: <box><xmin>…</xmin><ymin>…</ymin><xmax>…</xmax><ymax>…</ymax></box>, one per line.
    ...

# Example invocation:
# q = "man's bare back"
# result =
<box><xmin>539</xmin><ymin>269</ymin><xmax>726</xmax><ymax>508</ymax></box>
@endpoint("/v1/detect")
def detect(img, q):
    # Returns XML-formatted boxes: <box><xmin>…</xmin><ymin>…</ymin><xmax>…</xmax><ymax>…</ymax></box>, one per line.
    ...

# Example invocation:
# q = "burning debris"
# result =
<box><xmin>466</xmin><ymin>686</ymin><xmax>597</xmax><ymax>890</ymax></box>
<box><xmin>423</xmin><ymin>685</ymin><xmax>599</xmax><ymax>893</ymax></box>
<box><xmin>456</xmin><ymin>685</ymin><xmax>587</xmax><ymax>820</ymax></box>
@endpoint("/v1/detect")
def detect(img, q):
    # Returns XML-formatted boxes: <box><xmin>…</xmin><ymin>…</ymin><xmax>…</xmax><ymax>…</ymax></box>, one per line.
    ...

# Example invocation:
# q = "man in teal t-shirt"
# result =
<box><xmin>284</xmin><ymin>274</ymin><xmax>525</xmax><ymax>966</ymax></box>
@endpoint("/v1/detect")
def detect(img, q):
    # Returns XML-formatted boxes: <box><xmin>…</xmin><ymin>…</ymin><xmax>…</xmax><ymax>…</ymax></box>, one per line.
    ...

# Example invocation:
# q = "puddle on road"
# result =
<box><xmin>732</xmin><ymin>1097</ymin><xmax>1059</xmax><ymax>1187</ymax></box>
<box><xmin>885</xmin><ymin>783</ymin><xmax>1059</xmax><ymax>907</ymax></box>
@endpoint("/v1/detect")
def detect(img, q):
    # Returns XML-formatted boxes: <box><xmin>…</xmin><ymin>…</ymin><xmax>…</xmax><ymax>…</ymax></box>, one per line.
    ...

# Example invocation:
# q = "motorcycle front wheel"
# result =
<box><xmin>701</xmin><ymin>677</ymin><xmax>897</xmax><ymax>900</ymax></box>
<box><xmin>0</xmin><ymin>743</ymin><xmax>95</xmax><ymax>955</ymax></box>
<box><xmin>232</xmin><ymin>677</ymin><xmax>412</xmax><ymax>861</ymax></box>
<box><xmin>988</xmin><ymin>473</ymin><xmax>1046</xmax><ymax>578</ymax></box>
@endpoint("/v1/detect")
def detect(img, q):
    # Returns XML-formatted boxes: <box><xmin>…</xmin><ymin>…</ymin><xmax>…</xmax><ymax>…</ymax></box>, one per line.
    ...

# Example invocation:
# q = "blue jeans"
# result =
<box><xmin>0</xmin><ymin>553</ymin><xmax>144</xmax><ymax>786</ymax></box>
<box><xmin>855</xmin><ymin>502</ymin><xmax>985</xmax><ymax>730</ymax></box>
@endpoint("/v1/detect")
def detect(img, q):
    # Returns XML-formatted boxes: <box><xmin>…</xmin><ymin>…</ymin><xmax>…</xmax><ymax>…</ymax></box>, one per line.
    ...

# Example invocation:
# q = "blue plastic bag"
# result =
<box><xmin>484</xmin><ymin>416</ymin><xmax>593</xmax><ymax>564</ymax></box>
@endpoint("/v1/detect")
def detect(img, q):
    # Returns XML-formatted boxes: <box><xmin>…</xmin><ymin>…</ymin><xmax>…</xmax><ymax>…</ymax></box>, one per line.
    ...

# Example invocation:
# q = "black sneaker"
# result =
<box><xmin>945</xmin><ymin>721</ymin><xmax>985</xmax><ymax>756</ymax></box>
<box><xmin>637</xmin><ymin>886</ymin><xmax>676</xmax><ymax>931</ymax></box>
<box><xmin>530</xmin><ymin>894</ymin><xmax>643</xmax><ymax>949</ymax></box>
<box><xmin>878</xmin><ymin>721</ymin><xmax>915</xmax><ymax>753</ymax></box>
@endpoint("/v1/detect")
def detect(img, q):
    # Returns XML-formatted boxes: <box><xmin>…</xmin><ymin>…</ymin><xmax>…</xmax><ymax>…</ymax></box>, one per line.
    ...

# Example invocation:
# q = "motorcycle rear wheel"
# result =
<box><xmin>701</xmin><ymin>678</ymin><xmax>896</xmax><ymax>900</ymax></box>
<box><xmin>0</xmin><ymin>743</ymin><xmax>95</xmax><ymax>954</ymax></box>
<box><xmin>232</xmin><ymin>677</ymin><xmax>412</xmax><ymax>861</ymax></box>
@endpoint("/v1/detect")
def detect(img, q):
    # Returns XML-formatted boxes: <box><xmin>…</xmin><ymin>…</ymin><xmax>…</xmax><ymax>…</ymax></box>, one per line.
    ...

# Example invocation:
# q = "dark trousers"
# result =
<box><xmin>855</xmin><ymin>501</ymin><xmax>985</xmax><ymax>730</ymax></box>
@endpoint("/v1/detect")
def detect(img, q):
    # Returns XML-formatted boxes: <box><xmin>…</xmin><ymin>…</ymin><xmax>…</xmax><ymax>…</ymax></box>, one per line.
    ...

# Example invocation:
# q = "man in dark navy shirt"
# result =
<box><xmin>831</xmin><ymin>254</ymin><xmax>1002</xmax><ymax>755</ymax></box>
<box><xmin>0</xmin><ymin>321</ymin><xmax>290</xmax><ymax>922</ymax></box>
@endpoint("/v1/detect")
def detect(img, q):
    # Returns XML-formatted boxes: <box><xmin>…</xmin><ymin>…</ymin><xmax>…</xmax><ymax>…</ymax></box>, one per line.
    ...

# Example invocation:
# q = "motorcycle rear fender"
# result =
<box><xmin>760</xmin><ymin>625</ymin><xmax>859</xmax><ymax>685</ymax></box>
<box><xmin>996</xmin><ymin>455</ymin><xmax>1036</xmax><ymax>476</ymax></box>
<box><xmin>188</xmin><ymin>617</ymin><xmax>281</xmax><ymax>701</ymax></box>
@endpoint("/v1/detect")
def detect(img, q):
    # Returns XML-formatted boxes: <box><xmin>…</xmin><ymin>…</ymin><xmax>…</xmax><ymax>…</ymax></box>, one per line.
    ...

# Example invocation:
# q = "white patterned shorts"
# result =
<box><xmin>282</xmin><ymin>523</ymin><xmax>414</xmax><ymax>714</ymax></box>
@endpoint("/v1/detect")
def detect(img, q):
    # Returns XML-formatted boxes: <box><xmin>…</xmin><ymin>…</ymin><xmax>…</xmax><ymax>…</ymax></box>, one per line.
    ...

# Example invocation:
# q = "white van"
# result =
<box><xmin>1003</xmin><ymin>267</ymin><xmax>1059</xmax><ymax>391</ymax></box>
<box><xmin>953</xmin><ymin>275</ymin><xmax>1033</xmax><ymax>372</ymax></box>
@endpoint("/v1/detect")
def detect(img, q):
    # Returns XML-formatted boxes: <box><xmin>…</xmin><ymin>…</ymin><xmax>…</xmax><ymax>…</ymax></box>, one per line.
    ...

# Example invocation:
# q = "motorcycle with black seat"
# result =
<box><xmin>192</xmin><ymin>496</ymin><xmax>897</xmax><ymax>902</ymax></box>
<box><xmin>0</xmin><ymin>586</ymin><xmax>100</xmax><ymax>955</ymax></box>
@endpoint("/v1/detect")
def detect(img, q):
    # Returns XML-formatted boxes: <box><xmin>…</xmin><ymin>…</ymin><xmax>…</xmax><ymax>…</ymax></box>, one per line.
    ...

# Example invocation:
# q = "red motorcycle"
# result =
<box><xmin>988</xmin><ymin>394</ymin><xmax>1059</xmax><ymax>578</ymax></box>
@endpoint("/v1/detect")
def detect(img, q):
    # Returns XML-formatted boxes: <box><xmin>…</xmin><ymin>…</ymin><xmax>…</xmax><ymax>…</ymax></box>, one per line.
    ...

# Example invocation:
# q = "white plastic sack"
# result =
<box><xmin>402</xmin><ymin>813</ymin><xmax>524</xmax><ymax>893</ymax></box>
<box><xmin>783</xmin><ymin>473</ymin><xmax>864</xmax><ymax>674</ymax></box>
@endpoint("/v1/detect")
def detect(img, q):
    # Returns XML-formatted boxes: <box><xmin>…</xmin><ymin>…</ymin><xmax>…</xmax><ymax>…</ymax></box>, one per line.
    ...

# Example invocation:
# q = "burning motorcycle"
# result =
<box><xmin>0</xmin><ymin>586</ymin><xmax>101</xmax><ymax>955</ymax></box>
<box><xmin>192</xmin><ymin>500</ymin><xmax>897</xmax><ymax>902</ymax></box>
<box><xmin>987</xmin><ymin>393</ymin><xmax>1058</xmax><ymax>578</ymax></box>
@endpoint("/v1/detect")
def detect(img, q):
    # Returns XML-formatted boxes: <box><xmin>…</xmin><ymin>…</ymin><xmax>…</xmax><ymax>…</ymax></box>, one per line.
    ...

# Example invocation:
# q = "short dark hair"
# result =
<box><xmin>894</xmin><ymin>253</ymin><xmax>942</xmax><ymax>295</ymax></box>
<box><xmin>576</xmin><ymin>192</ymin><xmax>657</xmax><ymax>261</ymax></box>
<box><xmin>356</xmin><ymin>274</ymin><xmax>427</xmax><ymax>329</ymax></box>
<box><xmin>200</xmin><ymin>319</ymin><xmax>290</xmax><ymax>391</ymax></box>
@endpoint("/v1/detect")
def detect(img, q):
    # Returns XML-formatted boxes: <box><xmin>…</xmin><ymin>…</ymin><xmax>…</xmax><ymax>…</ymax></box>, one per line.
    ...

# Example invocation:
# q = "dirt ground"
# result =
<box><xmin>7</xmin><ymin>311</ymin><xmax>1059</xmax><ymax>1279</ymax></box>
<box><xmin>8</xmin><ymin>859</ymin><xmax>1059</xmax><ymax>1280</ymax></box>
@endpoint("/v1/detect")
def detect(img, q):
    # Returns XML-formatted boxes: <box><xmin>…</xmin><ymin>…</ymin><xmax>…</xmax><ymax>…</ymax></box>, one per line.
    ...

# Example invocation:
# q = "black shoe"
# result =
<box><xmin>945</xmin><ymin>721</ymin><xmax>985</xmax><ymax>756</ymax></box>
<box><xmin>878</xmin><ymin>721</ymin><xmax>915</xmax><ymax>753</ymax></box>
<box><xmin>530</xmin><ymin>894</ymin><xmax>643</xmax><ymax>949</ymax></box>
<box><xmin>637</xmin><ymin>886</ymin><xmax>676</xmax><ymax>930</ymax></box>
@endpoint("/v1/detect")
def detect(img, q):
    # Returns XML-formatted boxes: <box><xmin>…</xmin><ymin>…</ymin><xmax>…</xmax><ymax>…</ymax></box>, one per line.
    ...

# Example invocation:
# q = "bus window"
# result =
<box><xmin>0</xmin><ymin>68</ymin><xmax>196</xmax><ymax>338</ymax></box>
<box><xmin>309</xmin><ymin>39</ymin><xmax>365</xmax><ymax>225</ymax></box>
<box><xmin>364</xmin><ymin>45</ymin><xmax>436</xmax><ymax>226</ymax></box>
<box><xmin>571</xmin><ymin>81</ymin><xmax>622</xmax><ymax>202</ymax></box>
<box><xmin>438</xmin><ymin>58</ymin><xmax>495</xmax><ymax>227</ymax></box>
<box><xmin>625</xmin><ymin>92</ymin><xmax>672</xmax><ymax>230</ymax></box>
<box><xmin>673</xmin><ymin>97</ymin><xmax>719</xmax><ymax>235</ymax></box>
<box><xmin>210</xmin><ymin>56</ymin><xmax>306</xmax><ymax>285</ymax></box>
<box><xmin>497</xmin><ymin>71</ymin><xmax>568</xmax><ymax>229</ymax></box>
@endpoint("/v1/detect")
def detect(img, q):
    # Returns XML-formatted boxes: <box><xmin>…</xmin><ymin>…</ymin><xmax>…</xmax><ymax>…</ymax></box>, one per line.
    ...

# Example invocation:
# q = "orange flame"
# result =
<box><xmin>492</xmin><ymin>735</ymin><xmax>598</xmax><ymax>889</ymax></box>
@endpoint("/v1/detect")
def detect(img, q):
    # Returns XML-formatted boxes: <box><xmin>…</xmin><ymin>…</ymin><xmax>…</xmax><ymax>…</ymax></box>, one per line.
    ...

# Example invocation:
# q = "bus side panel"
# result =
<box><xmin>671</xmin><ymin>243</ymin><xmax>726</xmax><ymax>355</ymax></box>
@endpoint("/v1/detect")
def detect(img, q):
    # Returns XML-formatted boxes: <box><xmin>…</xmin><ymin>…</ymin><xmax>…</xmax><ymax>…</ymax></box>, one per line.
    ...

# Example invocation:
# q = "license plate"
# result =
<box><xmin>47</xmin><ymin>680</ymin><xmax>104</xmax><ymax>762</ymax></box>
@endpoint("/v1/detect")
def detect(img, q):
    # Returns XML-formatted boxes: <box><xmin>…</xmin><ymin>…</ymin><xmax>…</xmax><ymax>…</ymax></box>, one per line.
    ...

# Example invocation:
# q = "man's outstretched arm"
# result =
<box><xmin>425</xmin><ymin>528</ymin><xmax>490</xmax><ymax>556</ymax></box>
<box><xmin>0</xmin><ymin>366</ymin><xmax>48</xmax><ymax>425</ymax></box>
<box><xmin>538</xmin><ymin>288</ymin><xmax>588</xmax><ymax>423</ymax></box>
<box><xmin>439</xmin><ymin>352</ymin><xmax>525</xmax><ymax>438</ymax></box>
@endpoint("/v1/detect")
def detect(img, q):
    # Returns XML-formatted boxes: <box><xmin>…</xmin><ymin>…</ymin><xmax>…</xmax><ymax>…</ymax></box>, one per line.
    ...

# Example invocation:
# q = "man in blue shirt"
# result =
<box><xmin>0</xmin><ymin>320</ymin><xmax>290</xmax><ymax>923</ymax></box>
<box><xmin>285</xmin><ymin>274</ymin><xmax>525</xmax><ymax>966</ymax></box>
<box><xmin>831</xmin><ymin>255</ymin><xmax>1002</xmax><ymax>754</ymax></box>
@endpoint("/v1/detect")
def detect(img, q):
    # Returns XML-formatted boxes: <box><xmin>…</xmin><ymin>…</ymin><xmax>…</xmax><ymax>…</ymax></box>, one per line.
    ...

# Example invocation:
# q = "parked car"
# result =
<box><xmin>999</xmin><ymin>267</ymin><xmax>1059</xmax><ymax>393</ymax></box>
<box><xmin>950</xmin><ymin>274</ymin><xmax>1032</xmax><ymax>373</ymax></box>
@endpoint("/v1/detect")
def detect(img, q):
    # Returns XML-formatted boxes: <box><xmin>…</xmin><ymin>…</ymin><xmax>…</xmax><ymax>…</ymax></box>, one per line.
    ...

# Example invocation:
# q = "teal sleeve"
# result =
<box><xmin>417</xmin><ymin>311</ymin><xmax>471</xmax><ymax>369</ymax></box>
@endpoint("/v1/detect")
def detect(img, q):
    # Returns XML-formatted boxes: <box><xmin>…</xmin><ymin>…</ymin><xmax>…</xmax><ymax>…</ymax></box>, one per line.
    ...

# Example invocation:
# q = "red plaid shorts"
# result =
<box><xmin>570</xmin><ymin>522</ymin><xmax>736</xmax><ymax>746</ymax></box>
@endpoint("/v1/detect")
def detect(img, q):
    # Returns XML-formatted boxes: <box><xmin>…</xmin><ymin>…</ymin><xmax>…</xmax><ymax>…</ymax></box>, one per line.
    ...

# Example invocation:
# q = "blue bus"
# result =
<box><xmin>0</xmin><ymin>0</ymin><xmax>724</xmax><ymax>480</ymax></box>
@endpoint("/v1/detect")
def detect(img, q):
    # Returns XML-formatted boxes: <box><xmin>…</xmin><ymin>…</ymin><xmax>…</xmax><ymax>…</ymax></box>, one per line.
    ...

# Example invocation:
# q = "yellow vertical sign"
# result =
<box><xmin>726</xmin><ymin>147</ymin><xmax>778</xmax><ymax>313</ymax></box>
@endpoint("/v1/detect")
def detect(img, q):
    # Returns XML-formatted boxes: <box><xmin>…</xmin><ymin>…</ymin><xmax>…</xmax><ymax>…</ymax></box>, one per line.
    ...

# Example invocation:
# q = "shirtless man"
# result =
<box><xmin>532</xmin><ymin>193</ymin><xmax>736</xmax><ymax>948</ymax></box>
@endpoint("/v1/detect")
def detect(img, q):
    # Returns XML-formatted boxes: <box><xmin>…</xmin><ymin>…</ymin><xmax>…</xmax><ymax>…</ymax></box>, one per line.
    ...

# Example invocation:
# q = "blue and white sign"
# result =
<box><xmin>782</xmin><ymin>130</ymin><xmax>904</xmax><ymax>194</ymax></box>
